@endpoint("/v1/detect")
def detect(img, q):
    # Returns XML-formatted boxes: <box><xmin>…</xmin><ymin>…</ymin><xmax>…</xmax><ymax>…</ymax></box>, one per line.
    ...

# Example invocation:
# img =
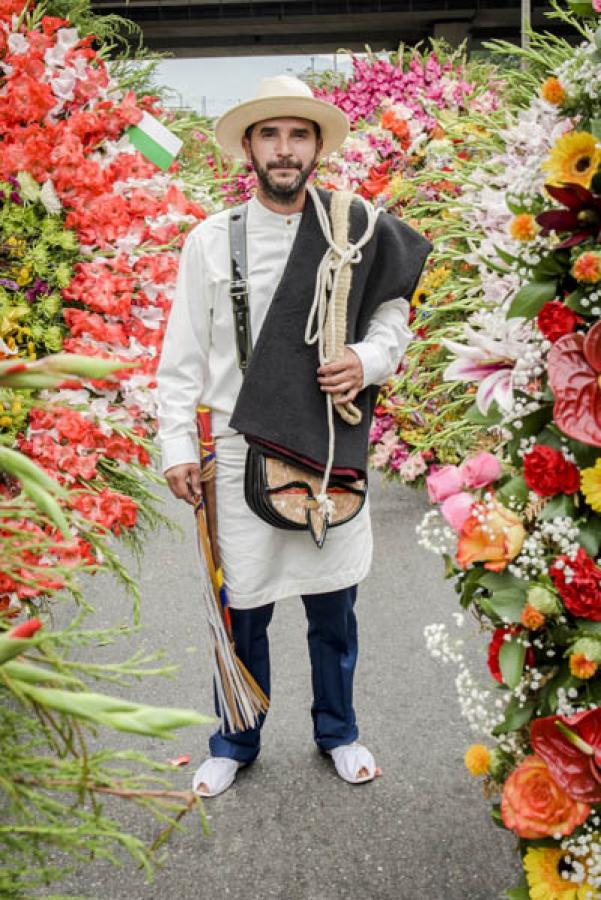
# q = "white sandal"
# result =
<box><xmin>192</xmin><ymin>757</ymin><xmax>243</xmax><ymax>798</ymax></box>
<box><xmin>327</xmin><ymin>742</ymin><xmax>380</xmax><ymax>784</ymax></box>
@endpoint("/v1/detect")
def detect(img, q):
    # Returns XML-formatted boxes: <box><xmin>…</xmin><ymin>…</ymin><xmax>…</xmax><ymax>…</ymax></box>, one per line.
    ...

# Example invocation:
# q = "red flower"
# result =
<box><xmin>359</xmin><ymin>161</ymin><xmax>392</xmax><ymax>198</ymax></box>
<box><xmin>547</xmin><ymin>321</ymin><xmax>601</xmax><ymax>446</ymax></box>
<box><xmin>537</xmin><ymin>300</ymin><xmax>582</xmax><ymax>343</ymax></box>
<box><xmin>550</xmin><ymin>548</ymin><xmax>601</xmax><ymax>620</ymax></box>
<box><xmin>531</xmin><ymin>709</ymin><xmax>601</xmax><ymax>803</ymax></box>
<box><xmin>9</xmin><ymin>618</ymin><xmax>43</xmax><ymax>638</ymax></box>
<box><xmin>522</xmin><ymin>444</ymin><xmax>580</xmax><ymax>497</ymax></box>
<box><xmin>487</xmin><ymin>626</ymin><xmax>535</xmax><ymax>683</ymax></box>
<box><xmin>536</xmin><ymin>183</ymin><xmax>601</xmax><ymax>249</ymax></box>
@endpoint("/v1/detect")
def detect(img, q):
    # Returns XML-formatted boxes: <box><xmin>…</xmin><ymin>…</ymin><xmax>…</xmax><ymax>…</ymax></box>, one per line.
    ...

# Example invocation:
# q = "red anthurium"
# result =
<box><xmin>547</xmin><ymin>320</ymin><xmax>601</xmax><ymax>446</ymax></box>
<box><xmin>536</xmin><ymin>182</ymin><xmax>601</xmax><ymax>248</ymax></box>
<box><xmin>530</xmin><ymin>709</ymin><xmax>601</xmax><ymax>803</ymax></box>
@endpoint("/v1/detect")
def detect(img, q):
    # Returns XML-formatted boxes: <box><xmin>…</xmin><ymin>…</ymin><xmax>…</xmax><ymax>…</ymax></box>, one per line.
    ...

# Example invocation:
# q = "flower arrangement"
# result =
<box><xmin>421</xmin><ymin>5</ymin><xmax>601</xmax><ymax>896</ymax></box>
<box><xmin>0</xmin><ymin>2</ymin><xmax>208</xmax><ymax>608</ymax></box>
<box><xmin>307</xmin><ymin>45</ymin><xmax>505</xmax><ymax>483</ymax></box>
<box><xmin>0</xmin><ymin>0</ymin><xmax>214</xmax><ymax>890</ymax></box>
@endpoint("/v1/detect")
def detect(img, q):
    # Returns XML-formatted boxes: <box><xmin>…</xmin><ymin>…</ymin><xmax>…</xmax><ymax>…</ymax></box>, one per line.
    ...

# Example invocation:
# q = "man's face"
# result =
<box><xmin>242</xmin><ymin>117</ymin><xmax>322</xmax><ymax>203</ymax></box>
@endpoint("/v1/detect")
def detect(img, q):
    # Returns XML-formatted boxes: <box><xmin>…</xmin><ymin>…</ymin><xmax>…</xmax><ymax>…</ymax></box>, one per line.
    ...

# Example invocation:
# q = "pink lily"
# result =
<box><xmin>442</xmin><ymin>320</ymin><xmax>532</xmax><ymax>415</ymax></box>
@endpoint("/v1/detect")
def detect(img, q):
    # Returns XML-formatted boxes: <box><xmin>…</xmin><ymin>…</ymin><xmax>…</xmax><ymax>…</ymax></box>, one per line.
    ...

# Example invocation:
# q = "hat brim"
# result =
<box><xmin>214</xmin><ymin>95</ymin><xmax>349</xmax><ymax>160</ymax></box>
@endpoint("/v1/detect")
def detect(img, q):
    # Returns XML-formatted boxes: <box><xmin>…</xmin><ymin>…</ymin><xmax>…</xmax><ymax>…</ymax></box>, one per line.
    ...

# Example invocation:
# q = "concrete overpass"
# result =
<box><xmin>90</xmin><ymin>1</ymin><xmax>569</xmax><ymax>57</ymax></box>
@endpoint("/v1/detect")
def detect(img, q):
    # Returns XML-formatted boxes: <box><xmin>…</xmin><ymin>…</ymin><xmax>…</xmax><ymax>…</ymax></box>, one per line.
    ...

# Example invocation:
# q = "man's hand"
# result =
<box><xmin>317</xmin><ymin>347</ymin><xmax>364</xmax><ymax>404</ymax></box>
<box><xmin>165</xmin><ymin>462</ymin><xmax>202</xmax><ymax>505</ymax></box>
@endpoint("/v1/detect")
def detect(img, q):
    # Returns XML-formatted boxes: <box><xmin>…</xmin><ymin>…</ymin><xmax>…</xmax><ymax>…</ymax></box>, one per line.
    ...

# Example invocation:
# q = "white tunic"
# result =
<box><xmin>157</xmin><ymin>195</ymin><xmax>412</xmax><ymax>609</ymax></box>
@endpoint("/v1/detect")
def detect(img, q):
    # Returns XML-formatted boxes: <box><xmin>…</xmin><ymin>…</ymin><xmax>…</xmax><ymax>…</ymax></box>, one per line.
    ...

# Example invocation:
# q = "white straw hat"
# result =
<box><xmin>214</xmin><ymin>75</ymin><xmax>349</xmax><ymax>160</ymax></box>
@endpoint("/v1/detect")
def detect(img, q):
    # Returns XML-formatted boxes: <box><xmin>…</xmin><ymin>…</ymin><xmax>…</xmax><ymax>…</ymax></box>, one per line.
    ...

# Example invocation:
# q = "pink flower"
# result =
<box><xmin>594</xmin><ymin>0</ymin><xmax>601</xmax><ymax>11</ymax></box>
<box><xmin>426</xmin><ymin>464</ymin><xmax>463</xmax><ymax>503</ymax></box>
<box><xmin>459</xmin><ymin>452</ymin><xmax>501</xmax><ymax>489</ymax></box>
<box><xmin>441</xmin><ymin>492</ymin><xmax>474</xmax><ymax>532</ymax></box>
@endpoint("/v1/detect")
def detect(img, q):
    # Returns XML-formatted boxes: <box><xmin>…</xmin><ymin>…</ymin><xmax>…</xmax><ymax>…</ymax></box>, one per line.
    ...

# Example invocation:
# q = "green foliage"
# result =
<box><xmin>507</xmin><ymin>280</ymin><xmax>558</xmax><ymax>319</ymax></box>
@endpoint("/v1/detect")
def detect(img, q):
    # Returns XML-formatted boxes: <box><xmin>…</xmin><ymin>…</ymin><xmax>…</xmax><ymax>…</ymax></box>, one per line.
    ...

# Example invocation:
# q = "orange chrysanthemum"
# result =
<box><xmin>541</xmin><ymin>76</ymin><xmax>566</xmax><ymax>105</ymax></box>
<box><xmin>510</xmin><ymin>213</ymin><xmax>538</xmax><ymax>242</ymax></box>
<box><xmin>569</xmin><ymin>653</ymin><xmax>598</xmax><ymax>680</ymax></box>
<box><xmin>464</xmin><ymin>744</ymin><xmax>490</xmax><ymax>776</ymax></box>
<box><xmin>521</xmin><ymin>603</ymin><xmax>546</xmax><ymax>630</ymax></box>
<box><xmin>573</xmin><ymin>251</ymin><xmax>601</xmax><ymax>284</ymax></box>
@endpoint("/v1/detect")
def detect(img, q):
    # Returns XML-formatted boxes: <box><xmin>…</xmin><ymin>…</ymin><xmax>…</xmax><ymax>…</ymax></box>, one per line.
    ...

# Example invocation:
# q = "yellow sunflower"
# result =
<box><xmin>543</xmin><ymin>131</ymin><xmax>601</xmax><ymax>190</ymax></box>
<box><xmin>524</xmin><ymin>847</ymin><xmax>595</xmax><ymax>900</ymax></box>
<box><xmin>581</xmin><ymin>459</ymin><xmax>601</xmax><ymax>513</ymax></box>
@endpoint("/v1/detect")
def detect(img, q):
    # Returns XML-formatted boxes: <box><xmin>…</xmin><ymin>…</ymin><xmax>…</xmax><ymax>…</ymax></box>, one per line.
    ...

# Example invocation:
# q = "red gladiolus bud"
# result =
<box><xmin>9</xmin><ymin>618</ymin><xmax>43</xmax><ymax>638</ymax></box>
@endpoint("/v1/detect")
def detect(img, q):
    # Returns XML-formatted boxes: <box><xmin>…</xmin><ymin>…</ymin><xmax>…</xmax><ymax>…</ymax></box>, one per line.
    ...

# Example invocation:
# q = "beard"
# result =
<box><xmin>251</xmin><ymin>151</ymin><xmax>317</xmax><ymax>204</ymax></box>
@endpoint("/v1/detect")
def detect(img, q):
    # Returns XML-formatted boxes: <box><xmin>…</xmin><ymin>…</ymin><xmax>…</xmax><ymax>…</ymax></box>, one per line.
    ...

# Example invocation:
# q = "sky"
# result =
<box><xmin>154</xmin><ymin>54</ymin><xmax>354</xmax><ymax>117</ymax></box>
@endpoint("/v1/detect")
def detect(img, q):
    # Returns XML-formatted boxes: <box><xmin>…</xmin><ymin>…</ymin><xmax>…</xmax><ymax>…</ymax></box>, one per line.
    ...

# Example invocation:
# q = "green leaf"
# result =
<box><xmin>493</xmin><ymin>244</ymin><xmax>520</xmax><ymax>267</ymax></box>
<box><xmin>574</xmin><ymin>619</ymin><xmax>601</xmax><ymax>634</ymax></box>
<box><xmin>568</xmin><ymin>438</ymin><xmax>600</xmax><ymax>468</ymax></box>
<box><xmin>499</xmin><ymin>637</ymin><xmax>527</xmax><ymax>688</ymax></box>
<box><xmin>476</xmin><ymin>595</ymin><xmax>496</xmax><ymax>618</ymax></box>
<box><xmin>505</xmin><ymin>887</ymin><xmax>531</xmax><ymax>900</ymax></box>
<box><xmin>567</xmin><ymin>0</ymin><xmax>594</xmax><ymax>15</ymax></box>
<box><xmin>530</xmin><ymin>250</ymin><xmax>570</xmax><ymax>281</ymax></box>
<box><xmin>459</xmin><ymin>566</ymin><xmax>483</xmax><ymax>609</ymax></box>
<box><xmin>492</xmin><ymin>697</ymin><xmax>537</xmax><ymax>735</ymax></box>
<box><xmin>497</xmin><ymin>475</ymin><xmax>529</xmax><ymax>506</ymax></box>
<box><xmin>490</xmin><ymin>803</ymin><xmax>504</xmax><ymax>827</ymax></box>
<box><xmin>513</xmin><ymin>405</ymin><xmax>554</xmax><ymax>439</ymax></box>
<box><xmin>565</xmin><ymin>288</ymin><xmax>594</xmax><ymax>316</ymax></box>
<box><xmin>577</xmin><ymin>517</ymin><xmax>601</xmax><ymax>556</ymax></box>
<box><xmin>506</xmin><ymin>197</ymin><xmax>531</xmax><ymax>216</ymax></box>
<box><xmin>479</xmin><ymin>571</ymin><xmax>529</xmax><ymax>593</ymax></box>
<box><xmin>539</xmin><ymin>494</ymin><xmax>577</xmax><ymax>520</ymax></box>
<box><xmin>465</xmin><ymin>400</ymin><xmax>502</xmax><ymax>426</ymax></box>
<box><xmin>486</xmin><ymin>589</ymin><xmax>527</xmax><ymax>624</ymax></box>
<box><xmin>507</xmin><ymin>280</ymin><xmax>557</xmax><ymax>319</ymax></box>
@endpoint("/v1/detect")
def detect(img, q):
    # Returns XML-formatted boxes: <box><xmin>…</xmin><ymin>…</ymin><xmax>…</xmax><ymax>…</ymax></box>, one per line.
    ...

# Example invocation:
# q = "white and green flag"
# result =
<box><xmin>127</xmin><ymin>111</ymin><xmax>183</xmax><ymax>171</ymax></box>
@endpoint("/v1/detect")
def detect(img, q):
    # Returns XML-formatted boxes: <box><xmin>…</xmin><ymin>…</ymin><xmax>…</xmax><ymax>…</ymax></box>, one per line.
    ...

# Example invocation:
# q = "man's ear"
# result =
<box><xmin>316</xmin><ymin>135</ymin><xmax>324</xmax><ymax>158</ymax></box>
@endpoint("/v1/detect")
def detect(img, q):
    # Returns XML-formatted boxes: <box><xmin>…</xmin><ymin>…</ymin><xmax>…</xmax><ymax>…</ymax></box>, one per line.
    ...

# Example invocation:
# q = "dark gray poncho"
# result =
<box><xmin>229</xmin><ymin>188</ymin><xmax>433</xmax><ymax>475</ymax></box>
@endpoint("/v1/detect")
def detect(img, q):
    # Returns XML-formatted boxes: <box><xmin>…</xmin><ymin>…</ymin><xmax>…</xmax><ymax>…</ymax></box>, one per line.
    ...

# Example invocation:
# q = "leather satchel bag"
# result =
<box><xmin>228</xmin><ymin>192</ymin><xmax>367</xmax><ymax>549</ymax></box>
<box><xmin>244</xmin><ymin>439</ymin><xmax>366</xmax><ymax>549</ymax></box>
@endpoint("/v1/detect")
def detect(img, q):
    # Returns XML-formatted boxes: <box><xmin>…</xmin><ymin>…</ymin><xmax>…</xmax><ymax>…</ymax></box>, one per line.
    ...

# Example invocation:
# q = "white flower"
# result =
<box><xmin>40</xmin><ymin>180</ymin><xmax>62</xmax><ymax>215</ymax></box>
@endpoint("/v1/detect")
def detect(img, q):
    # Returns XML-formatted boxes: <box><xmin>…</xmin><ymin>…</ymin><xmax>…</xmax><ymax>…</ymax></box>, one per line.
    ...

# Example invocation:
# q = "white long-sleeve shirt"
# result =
<box><xmin>157</xmin><ymin>195</ymin><xmax>412</xmax><ymax>474</ymax></box>
<box><xmin>156</xmin><ymin>194</ymin><xmax>414</xmax><ymax>608</ymax></box>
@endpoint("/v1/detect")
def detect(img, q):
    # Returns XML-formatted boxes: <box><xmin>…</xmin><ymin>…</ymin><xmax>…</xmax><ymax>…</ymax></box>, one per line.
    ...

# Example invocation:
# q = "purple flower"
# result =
<box><xmin>0</xmin><ymin>278</ymin><xmax>20</xmax><ymax>291</ymax></box>
<box><xmin>10</xmin><ymin>192</ymin><xmax>23</xmax><ymax>205</ymax></box>
<box><xmin>25</xmin><ymin>278</ymin><xmax>50</xmax><ymax>302</ymax></box>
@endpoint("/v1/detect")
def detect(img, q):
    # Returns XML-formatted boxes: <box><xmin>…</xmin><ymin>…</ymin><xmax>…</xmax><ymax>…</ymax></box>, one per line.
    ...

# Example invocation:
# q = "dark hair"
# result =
<box><xmin>244</xmin><ymin>120</ymin><xmax>321</xmax><ymax>142</ymax></box>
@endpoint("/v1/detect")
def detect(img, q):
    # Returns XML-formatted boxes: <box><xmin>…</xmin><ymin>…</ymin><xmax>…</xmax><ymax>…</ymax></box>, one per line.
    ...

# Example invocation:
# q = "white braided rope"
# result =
<box><xmin>304</xmin><ymin>186</ymin><xmax>383</xmax><ymax>520</ymax></box>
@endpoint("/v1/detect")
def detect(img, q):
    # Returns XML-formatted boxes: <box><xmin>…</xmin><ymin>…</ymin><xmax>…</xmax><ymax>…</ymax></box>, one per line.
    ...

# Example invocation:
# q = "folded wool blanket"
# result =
<box><xmin>229</xmin><ymin>188</ymin><xmax>433</xmax><ymax>474</ymax></box>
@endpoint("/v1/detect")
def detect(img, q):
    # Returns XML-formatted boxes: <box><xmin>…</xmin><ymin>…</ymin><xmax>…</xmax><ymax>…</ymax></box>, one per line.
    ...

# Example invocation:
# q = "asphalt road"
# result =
<box><xmin>53</xmin><ymin>476</ymin><xmax>522</xmax><ymax>900</ymax></box>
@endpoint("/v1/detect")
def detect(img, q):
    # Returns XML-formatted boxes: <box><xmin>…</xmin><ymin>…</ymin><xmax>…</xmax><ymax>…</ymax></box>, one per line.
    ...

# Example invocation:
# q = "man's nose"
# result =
<box><xmin>275</xmin><ymin>134</ymin><xmax>293</xmax><ymax>156</ymax></box>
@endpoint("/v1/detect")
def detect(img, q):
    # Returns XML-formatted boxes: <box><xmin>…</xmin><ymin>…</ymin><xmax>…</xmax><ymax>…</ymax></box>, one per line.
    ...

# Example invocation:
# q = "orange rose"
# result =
<box><xmin>501</xmin><ymin>755</ymin><xmax>590</xmax><ymax>839</ymax></box>
<box><xmin>456</xmin><ymin>499</ymin><xmax>525</xmax><ymax>572</ymax></box>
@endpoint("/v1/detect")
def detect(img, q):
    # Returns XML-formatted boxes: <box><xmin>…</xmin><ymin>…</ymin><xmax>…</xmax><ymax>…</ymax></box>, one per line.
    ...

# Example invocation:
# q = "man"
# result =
<box><xmin>157</xmin><ymin>75</ymin><xmax>431</xmax><ymax>797</ymax></box>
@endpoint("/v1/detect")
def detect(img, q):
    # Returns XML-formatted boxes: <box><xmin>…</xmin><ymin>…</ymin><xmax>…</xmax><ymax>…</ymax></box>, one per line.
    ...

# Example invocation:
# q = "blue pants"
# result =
<box><xmin>209</xmin><ymin>585</ymin><xmax>359</xmax><ymax>763</ymax></box>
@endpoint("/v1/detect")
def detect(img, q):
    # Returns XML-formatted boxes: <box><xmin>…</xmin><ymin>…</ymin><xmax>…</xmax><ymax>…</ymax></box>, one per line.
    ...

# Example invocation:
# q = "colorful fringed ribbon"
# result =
<box><xmin>194</xmin><ymin>406</ymin><xmax>269</xmax><ymax>732</ymax></box>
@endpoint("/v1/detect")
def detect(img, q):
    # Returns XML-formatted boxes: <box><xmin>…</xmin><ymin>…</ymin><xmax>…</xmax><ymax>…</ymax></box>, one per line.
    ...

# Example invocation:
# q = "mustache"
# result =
<box><xmin>267</xmin><ymin>161</ymin><xmax>302</xmax><ymax>170</ymax></box>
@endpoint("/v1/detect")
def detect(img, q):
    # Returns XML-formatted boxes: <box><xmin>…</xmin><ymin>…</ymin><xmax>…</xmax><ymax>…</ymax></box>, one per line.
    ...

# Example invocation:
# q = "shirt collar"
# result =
<box><xmin>248</xmin><ymin>195</ymin><xmax>303</xmax><ymax>225</ymax></box>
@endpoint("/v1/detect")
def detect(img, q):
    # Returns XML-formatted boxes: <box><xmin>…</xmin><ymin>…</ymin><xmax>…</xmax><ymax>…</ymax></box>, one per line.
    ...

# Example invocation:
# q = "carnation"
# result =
<box><xmin>536</xmin><ymin>300</ymin><xmax>581</xmax><ymax>343</ymax></box>
<box><xmin>522</xmin><ymin>444</ymin><xmax>580</xmax><ymax>497</ymax></box>
<box><xmin>550</xmin><ymin>547</ymin><xmax>601</xmax><ymax>621</ymax></box>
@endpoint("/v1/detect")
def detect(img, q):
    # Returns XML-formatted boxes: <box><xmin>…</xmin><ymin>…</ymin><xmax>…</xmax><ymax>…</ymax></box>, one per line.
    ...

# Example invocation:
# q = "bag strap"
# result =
<box><xmin>228</xmin><ymin>205</ymin><xmax>252</xmax><ymax>376</ymax></box>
